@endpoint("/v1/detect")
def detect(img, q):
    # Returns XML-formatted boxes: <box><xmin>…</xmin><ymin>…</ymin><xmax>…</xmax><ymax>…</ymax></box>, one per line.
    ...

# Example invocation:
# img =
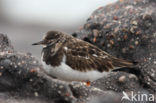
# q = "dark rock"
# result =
<box><xmin>0</xmin><ymin>34</ymin><xmax>13</xmax><ymax>52</ymax></box>
<box><xmin>92</xmin><ymin>72</ymin><xmax>141</xmax><ymax>92</ymax></box>
<box><xmin>74</xmin><ymin>0</ymin><xmax>156</xmax><ymax>93</ymax></box>
<box><xmin>69</xmin><ymin>83</ymin><xmax>104</xmax><ymax>102</ymax></box>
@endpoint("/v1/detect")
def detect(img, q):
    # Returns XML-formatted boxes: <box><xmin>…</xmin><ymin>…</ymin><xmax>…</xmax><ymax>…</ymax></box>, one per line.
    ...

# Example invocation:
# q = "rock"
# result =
<box><xmin>74</xmin><ymin>0</ymin><xmax>156</xmax><ymax>92</ymax></box>
<box><xmin>92</xmin><ymin>72</ymin><xmax>141</xmax><ymax>92</ymax></box>
<box><xmin>0</xmin><ymin>34</ymin><xmax>14</xmax><ymax>53</ymax></box>
<box><xmin>1</xmin><ymin>0</ymin><xmax>156</xmax><ymax>102</ymax></box>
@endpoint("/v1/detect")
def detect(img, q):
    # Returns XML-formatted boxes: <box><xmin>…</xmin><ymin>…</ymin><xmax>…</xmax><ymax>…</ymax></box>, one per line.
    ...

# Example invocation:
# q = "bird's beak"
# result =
<box><xmin>32</xmin><ymin>41</ymin><xmax>45</xmax><ymax>45</ymax></box>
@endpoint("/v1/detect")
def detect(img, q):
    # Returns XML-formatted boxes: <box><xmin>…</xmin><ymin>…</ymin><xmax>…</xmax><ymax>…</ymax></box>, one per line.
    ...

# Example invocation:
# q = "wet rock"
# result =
<box><xmin>92</xmin><ymin>72</ymin><xmax>141</xmax><ymax>92</ymax></box>
<box><xmin>74</xmin><ymin>0</ymin><xmax>156</xmax><ymax>92</ymax></box>
<box><xmin>69</xmin><ymin>83</ymin><xmax>105</xmax><ymax>102</ymax></box>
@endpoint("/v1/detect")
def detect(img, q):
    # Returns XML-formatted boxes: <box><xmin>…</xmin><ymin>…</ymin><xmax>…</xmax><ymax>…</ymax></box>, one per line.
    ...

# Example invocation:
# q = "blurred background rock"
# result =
<box><xmin>0</xmin><ymin>0</ymin><xmax>117</xmax><ymax>58</ymax></box>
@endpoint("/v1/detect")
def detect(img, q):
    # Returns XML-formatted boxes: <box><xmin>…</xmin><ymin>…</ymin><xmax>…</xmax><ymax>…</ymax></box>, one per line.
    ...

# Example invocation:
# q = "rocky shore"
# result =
<box><xmin>0</xmin><ymin>0</ymin><xmax>156</xmax><ymax>103</ymax></box>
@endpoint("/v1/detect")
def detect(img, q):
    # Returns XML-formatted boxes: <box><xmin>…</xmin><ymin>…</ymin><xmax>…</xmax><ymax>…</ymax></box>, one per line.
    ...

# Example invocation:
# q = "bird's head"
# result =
<box><xmin>32</xmin><ymin>31</ymin><xmax>65</xmax><ymax>47</ymax></box>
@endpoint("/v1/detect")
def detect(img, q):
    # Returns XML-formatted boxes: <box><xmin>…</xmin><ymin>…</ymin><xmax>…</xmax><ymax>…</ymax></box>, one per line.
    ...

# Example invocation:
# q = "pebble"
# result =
<box><xmin>118</xmin><ymin>75</ymin><xmax>126</xmax><ymax>83</ymax></box>
<box><xmin>33</xmin><ymin>61</ymin><xmax>37</xmax><ymax>64</ymax></box>
<box><xmin>129</xmin><ymin>45</ymin><xmax>134</xmax><ymax>49</ymax></box>
<box><xmin>129</xmin><ymin>74</ymin><xmax>137</xmax><ymax>80</ymax></box>
<box><xmin>59</xmin><ymin>85</ymin><xmax>64</xmax><ymax>89</ymax></box>
<box><xmin>122</xmin><ymin>48</ymin><xmax>127</xmax><ymax>53</ymax></box>
<box><xmin>0</xmin><ymin>72</ymin><xmax>2</xmax><ymax>76</ymax></box>
<box><xmin>34</xmin><ymin>92</ymin><xmax>39</xmax><ymax>97</ymax></box>
<box><xmin>135</xmin><ymin>41</ymin><xmax>139</xmax><ymax>45</ymax></box>
<box><xmin>113</xmin><ymin>16</ymin><xmax>118</xmax><ymax>20</ymax></box>
<box><xmin>17</xmin><ymin>62</ymin><xmax>21</xmax><ymax>66</ymax></box>
<box><xmin>109</xmin><ymin>40</ymin><xmax>114</xmax><ymax>45</ymax></box>
<box><xmin>151</xmin><ymin>73</ymin><xmax>155</xmax><ymax>77</ymax></box>
<box><xmin>29</xmin><ymin>79</ymin><xmax>33</xmax><ymax>82</ymax></box>
<box><xmin>136</xmin><ymin>31</ymin><xmax>141</xmax><ymax>35</ymax></box>
<box><xmin>0</xmin><ymin>66</ymin><xmax>4</xmax><ymax>69</ymax></box>
<box><xmin>130</xmin><ymin>27</ymin><xmax>135</xmax><ymax>33</ymax></box>
<box><xmin>132</xmin><ymin>21</ymin><xmax>138</xmax><ymax>25</ymax></box>
<box><xmin>58</xmin><ymin>90</ymin><xmax>61</xmax><ymax>94</ymax></box>
<box><xmin>123</xmin><ymin>34</ymin><xmax>128</xmax><ymax>40</ymax></box>
<box><xmin>107</xmin><ymin>44</ymin><xmax>111</xmax><ymax>48</ymax></box>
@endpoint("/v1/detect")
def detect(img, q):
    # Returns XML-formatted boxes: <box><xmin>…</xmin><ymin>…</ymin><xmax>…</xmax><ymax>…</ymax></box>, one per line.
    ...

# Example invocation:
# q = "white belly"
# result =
<box><xmin>41</xmin><ymin>55</ymin><xmax>108</xmax><ymax>82</ymax></box>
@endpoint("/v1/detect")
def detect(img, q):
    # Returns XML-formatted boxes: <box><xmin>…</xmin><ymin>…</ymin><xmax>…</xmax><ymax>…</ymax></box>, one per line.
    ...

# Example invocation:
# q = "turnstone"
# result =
<box><xmin>32</xmin><ymin>31</ymin><xmax>133</xmax><ymax>85</ymax></box>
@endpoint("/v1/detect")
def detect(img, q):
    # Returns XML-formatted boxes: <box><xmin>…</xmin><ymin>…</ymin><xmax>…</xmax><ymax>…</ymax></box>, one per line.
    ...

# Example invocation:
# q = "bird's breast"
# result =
<box><xmin>42</xmin><ymin>47</ymin><xmax>63</xmax><ymax>66</ymax></box>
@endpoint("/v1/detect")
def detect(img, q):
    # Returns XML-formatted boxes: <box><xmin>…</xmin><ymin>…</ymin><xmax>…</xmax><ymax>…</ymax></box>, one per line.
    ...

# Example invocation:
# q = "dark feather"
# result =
<box><xmin>63</xmin><ymin>37</ymin><xmax>133</xmax><ymax>72</ymax></box>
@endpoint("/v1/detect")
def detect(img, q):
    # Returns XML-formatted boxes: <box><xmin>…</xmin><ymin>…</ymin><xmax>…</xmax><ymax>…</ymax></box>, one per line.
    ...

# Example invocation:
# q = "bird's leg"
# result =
<box><xmin>86</xmin><ymin>81</ymin><xmax>91</xmax><ymax>86</ymax></box>
<box><xmin>93</xmin><ymin>37</ymin><xmax>96</xmax><ymax>42</ymax></box>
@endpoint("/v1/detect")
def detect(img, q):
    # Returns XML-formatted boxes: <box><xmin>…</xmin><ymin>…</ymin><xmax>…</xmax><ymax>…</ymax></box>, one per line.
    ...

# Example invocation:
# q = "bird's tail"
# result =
<box><xmin>110</xmin><ymin>57</ymin><xmax>135</xmax><ymax>69</ymax></box>
<box><xmin>109</xmin><ymin>56</ymin><xmax>140</xmax><ymax>75</ymax></box>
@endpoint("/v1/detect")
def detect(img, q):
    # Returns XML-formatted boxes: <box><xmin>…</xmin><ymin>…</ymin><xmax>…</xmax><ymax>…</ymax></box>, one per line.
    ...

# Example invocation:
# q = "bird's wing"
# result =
<box><xmin>63</xmin><ymin>39</ymin><xmax>133</xmax><ymax>72</ymax></box>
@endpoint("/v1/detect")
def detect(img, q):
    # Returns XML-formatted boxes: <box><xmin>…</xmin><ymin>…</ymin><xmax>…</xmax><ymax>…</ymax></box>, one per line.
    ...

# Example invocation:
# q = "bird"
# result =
<box><xmin>32</xmin><ymin>31</ymin><xmax>133</xmax><ymax>86</ymax></box>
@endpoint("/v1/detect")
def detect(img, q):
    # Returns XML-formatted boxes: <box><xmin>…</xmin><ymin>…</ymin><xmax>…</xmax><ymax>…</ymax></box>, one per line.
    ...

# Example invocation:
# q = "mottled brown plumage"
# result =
<box><xmin>33</xmin><ymin>31</ymin><xmax>133</xmax><ymax>73</ymax></box>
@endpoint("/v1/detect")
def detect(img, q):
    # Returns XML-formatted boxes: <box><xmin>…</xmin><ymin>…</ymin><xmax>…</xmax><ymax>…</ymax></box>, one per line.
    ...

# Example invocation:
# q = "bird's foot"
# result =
<box><xmin>86</xmin><ymin>81</ymin><xmax>91</xmax><ymax>86</ymax></box>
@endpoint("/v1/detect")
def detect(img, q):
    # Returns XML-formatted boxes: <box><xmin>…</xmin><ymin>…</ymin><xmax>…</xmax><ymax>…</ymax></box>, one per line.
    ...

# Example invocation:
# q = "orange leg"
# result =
<box><xmin>93</xmin><ymin>37</ymin><xmax>96</xmax><ymax>42</ymax></box>
<box><xmin>86</xmin><ymin>81</ymin><xmax>91</xmax><ymax>86</ymax></box>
